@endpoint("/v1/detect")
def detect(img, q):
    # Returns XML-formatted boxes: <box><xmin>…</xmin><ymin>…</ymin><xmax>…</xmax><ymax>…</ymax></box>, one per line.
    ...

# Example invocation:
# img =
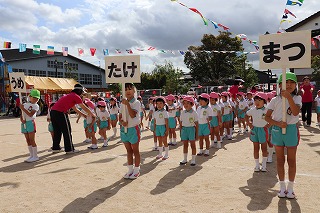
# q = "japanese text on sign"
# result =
<box><xmin>259</xmin><ymin>30</ymin><xmax>311</xmax><ymax>70</ymax></box>
<box><xmin>105</xmin><ymin>55</ymin><xmax>141</xmax><ymax>83</ymax></box>
<box><xmin>9</xmin><ymin>72</ymin><xmax>26</xmax><ymax>93</ymax></box>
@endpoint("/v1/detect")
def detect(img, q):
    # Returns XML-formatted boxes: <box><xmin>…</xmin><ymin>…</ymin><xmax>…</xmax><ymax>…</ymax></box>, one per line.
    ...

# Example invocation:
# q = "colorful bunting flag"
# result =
<box><xmin>19</xmin><ymin>43</ymin><xmax>27</xmax><ymax>52</ymax></box>
<box><xmin>311</xmin><ymin>38</ymin><xmax>318</xmax><ymax>49</ymax></box>
<box><xmin>62</xmin><ymin>47</ymin><xmax>68</xmax><ymax>56</ymax></box>
<box><xmin>189</xmin><ymin>8</ymin><xmax>208</xmax><ymax>25</ymax></box>
<box><xmin>148</xmin><ymin>46</ymin><xmax>156</xmax><ymax>51</ymax></box>
<box><xmin>208</xmin><ymin>19</ymin><xmax>219</xmax><ymax>29</ymax></box>
<box><xmin>218</xmin><ymin>23</ymin><xmax>229</xmax><ymax>31</ymax></box>
<box><xmin>90</xmin><ymin>48</ymin><xmax>96</xmax><ymax>56</ymax></box>
<box><xmin>179</xmin><ymin>50</ymin><xmax>185</xmax><ymax>55</ymax></box>
<box><xmin>115</xmin><ymin>49</ymin><xmax>121</xmax><ymax>54</ymax></box>
<box><xmin>286</xmin><ymin>0</ymin><xmax>303</xmax><ymax>6</ymax></box>
<box><xmin>159</xmin><ymin>50</ymin><xmax>167</xmax><ymax>53</ymax></box>
<box><xmin>78</xmin><ymin>48</ymin><xmax>84</xmax><ymax>56</ymax></box>
<box><xmin>33</xmin><ymin>45</ymin><xmax>40</xmax><ymax>54</ymax></box>
<box><xmin>47</xmin><ymin>46</ymin><xmax>54</xmax><ymax>55</ymax></box>
<box><xmin>313</xmin><ymin>35</ymin><xmax>320</xmax><ymax>41</ymax></box>
<box><xmin>3</xmin><ymin>41</ymin><xmax>11</xmax><ymax>48</ymax></box>
<box><xmin>284</xmin><ymin>9</ymin><xmax>297</xmax><ymax>18</ymax></box>
<box><xmin>136</xmin><ymin>48</ymin><xmax>144</xmax><ymax>51</ymax></box>
<box><xmin>103</xmin><ymin>49</ymin><xmax>109</xmax><ymax>55</ymax></box>
<box><xmin>126</xmin><ymin>49</ymin><xmax>133</xmax><ymax>54</ymax></box>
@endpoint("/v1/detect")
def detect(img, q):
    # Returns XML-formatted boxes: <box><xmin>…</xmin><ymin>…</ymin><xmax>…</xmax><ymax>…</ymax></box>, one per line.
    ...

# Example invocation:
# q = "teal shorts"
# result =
<box><xmin>271</xmin><ymin>124</ymin><xmax>299</xmax><ymax>147</ymax></box>
<box><xmin>198</xmin><ymin>123</ymin><xmax>210</xmax><ymax>136</ymax></box>
<box><xmin>317</xmin><ymin>106</ymin><xmax>320</xmax><ymax>113</ymax></box>
<box><xmin>210</xmin><ymin>116</ymin><xmax>219</xmax><ymax>128</ymax></box>
<box><xmin>110</xmin><ymin>114</ymin><xmax>117</xmax><ymax>121</ymax></box>
<box><xmin>222</xmin><ymin>114</ymin><xmax>230</xmax><ymax>123</ymax></box>
<box><xmin>238</xmin><ymin>110</ymin><xmax>245</xmax><ymax>119</ymax></box>
<box><xmin>181</xmin><ymin>126</ymin><xmax>196</xmax><ymax>141</ymax></box>
<box><xmin>48</xmin><ymin>122</ymin><xmax>54</xmax><ymax>132</ymax></box>
<box><xmin>176</xmin><ymin>111</ymin><xmax>180</xmax><ymax>117</ymax></box>
<box><xmin>155</xmin><ymin>125</ymin><xmax>166</xmax><ymax>137</ymax></box>
<box><xmin>150</xmin><ymin>119</ymin><xmax>155</xmax><ymax>132</ymax></box>
<box><xmin>249</xmin><ymin>126</ymin><xmax>269</xmax><ymax>143</ymax></box>
<box><xmin>21</xmin><ymin>120</ymin><xmax>36</xmax><ymax>133</ymax></box>
<box><xmin>140</xmin><ymin>111</ymin><xmax>144</xmax><ymax>118</ymax></box>
<box><xmin>168</xmin><ymin>117</ymin><xmax>176</xmax><ymax>129</ymax></box>
<box><xmin>86</xmin><ymin>122</ymin><xmax>97</xmax><ymax>133</ymax></box>
<box><xmin>120</xmin><ymin>126</ymin><xmax>140</xmax><ymax>144</ymax></box>
<box><xmin>230</xmin><ymin>112</ymin><xmax>234</xmax><ymax>120</ymax></box>
<box><xmin>99</xmin><ymin>120</ymin><xmax>108</xmax><ymax>129</ymax></box>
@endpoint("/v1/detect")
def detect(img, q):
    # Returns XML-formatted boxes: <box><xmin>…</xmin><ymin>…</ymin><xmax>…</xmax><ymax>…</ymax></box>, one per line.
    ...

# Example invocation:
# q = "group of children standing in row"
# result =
<box><xmin>19</xmin><ymin>73</ymin><xmax>320</xmax><ymax>198</ymax></box>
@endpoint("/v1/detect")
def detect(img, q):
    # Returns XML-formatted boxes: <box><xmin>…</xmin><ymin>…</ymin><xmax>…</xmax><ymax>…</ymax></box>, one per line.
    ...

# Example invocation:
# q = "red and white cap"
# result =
<box><xmin>85</xmin><ymin>100</ymin><xmax>95</xmax><ymax>109</ymax></box>
<box><xmin>137</xmin><ymin>96</ymin><xmax>142</xmax><ymax>99</ymax></box>
<box><xmin>98</xmin><ymin>100</ymin><xmax>106</xmax><ymax>107</ymax></box>
<box><xmin>209</xmin><ymin>92</ymin><xmax>219</xmax><ymax>99</ymax></box>
<box><xmin>254</xmin><ymin>92</ymin><xmax>268</xmax><ymax>101</ymax></box>
<box><xmin>183</xmin><ymin>96</ymin><xmax>194</xmax><ymax>104</ymax></box>
<box><xmin>156</xmin><ymin>96</ymin><xmax>166</xmax><ymax>103</ymax></box>
<box><xmin>166</xmin><ymin>94</ymin><xmax>175</xmax><ymax>101</ymax></box>
<box><xmin>237</xmin><ymin>92</ymin><xmax>245</xmax><ymax>96</ymax></box>
<box><xmin>199</xmin><ymin>93</ymin><xmax>210</xmax><ymax>100</ymax></box>
<box><xmin>221</xmin><ymin>92</ymin><xmax>228</xmax><ymax>96</ymax></box>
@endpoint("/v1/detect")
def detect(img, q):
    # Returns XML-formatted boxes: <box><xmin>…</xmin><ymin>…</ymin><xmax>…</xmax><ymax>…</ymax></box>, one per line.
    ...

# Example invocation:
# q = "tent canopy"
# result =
<box><xmin>25</xmin><ymin>76</ymin><xmax>79</xmax><ymax>91</ymax></box>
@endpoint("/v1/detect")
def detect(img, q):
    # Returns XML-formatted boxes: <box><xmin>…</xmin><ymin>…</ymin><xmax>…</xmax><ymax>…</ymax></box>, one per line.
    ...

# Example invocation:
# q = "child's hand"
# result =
<box><xmin>22</xmin><ymin>120</ymin><xmax>26</xmax><ymax>124</ymax></box>
<box><xmin>121</xmin><ymin>120</ymin><xmax>128</xmax><ymax>127</ymax></box>
<box><xmin>281</xmin><ymin>90</ymin><xmax>292</xmax><ymax>99</ymax></box>
<box><xmin>249</xmin><ymin>123</ymin><xmax>254</xmax><ymax>129</ymax></box>
<box><xmin>107</xmin><ymin>126</ymin><xmax>111</xmax><ymax>130</ymax></box>
<box><xmin>278</xmin><ymin>121</ymin><xmax>288</xmax><ymax>128</ymax></box>
<box><xmin>19</xmin><ymin>103</ymin><xmax>24</xmax><ymax>109</ymax></box>
<box><xmin>264</xmin><ymin>124</ymin><xmax>270</xmax><ymax>128</ymax></box>
<box><xmin>122</xmin><ymin>99</ymin><xmax>129</xmax><ymax>106</ymax></box>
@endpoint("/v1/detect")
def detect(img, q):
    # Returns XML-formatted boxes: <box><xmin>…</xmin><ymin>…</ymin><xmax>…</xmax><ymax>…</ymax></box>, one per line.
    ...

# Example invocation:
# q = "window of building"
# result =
<box><xmin>47</xmin><ymin>60</ymin><xmax>63</xmax><ymax>69</ymax></box>
<box><xmin>48</xmin><ymin>71</ymin><xmax>64</xmax><ymax>78</ymax></box>
<box><xmin>79</xmin><ymin>74</ymin><xmax>92</xmax><ymax>85</ymax></box>
<box><xmin>28</xmin><ymin>70</ymin><xmax>47</xmax><ymax>77</ymax></box>
<box><xmin>92</xmin><ymin>74</ymin><xmax>101</xmax><ymax>85</ymax></box>
<box><xmin>66</xmin><ymin>62</ymin><xmax>78</xmax><ymax>71</ymax></box>
<box><xmin>12</xmin><ymin>68</ymin><xmax>27</xmax><ymax>74</ymax></box>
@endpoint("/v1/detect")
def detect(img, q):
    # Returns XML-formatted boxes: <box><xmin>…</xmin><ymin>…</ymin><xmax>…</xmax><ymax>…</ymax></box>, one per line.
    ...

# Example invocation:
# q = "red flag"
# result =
<box><xmin>126</xmin><ymin>49</ymin><xmax>133</xmax><ymax>54</ymax></box>
<box><xmin>90</xmin><ymin>48</ymin><xmax>96</xmax><ymax>56</ymax></box>
<box><xmin>218</xmin><ymin>23</ymin><xmax>229</xmax><ymax>31</ymax></box>
<box><xmin>148</xmin><ymin>46</ymin><xmax>155</xmax><ymax>51</ymax></box>
<box><xmin>311</xmin><ymin>38</ymin><xmax>318</xmax><ymax>49</ymax></box>
<box><xmin>78</xmin><ymin>48</ymin><xmax>84</xmax><ymax>56</ymax></box>
<box><xmin>284</xmin><ymin>9</ymin><xmax>297</xmax><ymax>18</ymax></box>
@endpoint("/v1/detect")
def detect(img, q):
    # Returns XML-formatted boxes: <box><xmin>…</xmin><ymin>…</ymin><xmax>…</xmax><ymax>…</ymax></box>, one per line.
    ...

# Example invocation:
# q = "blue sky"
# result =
<box><xmin>0</xmin><ymin>0</ymin><xmax>318</xmax><ymax>73</ymax></box>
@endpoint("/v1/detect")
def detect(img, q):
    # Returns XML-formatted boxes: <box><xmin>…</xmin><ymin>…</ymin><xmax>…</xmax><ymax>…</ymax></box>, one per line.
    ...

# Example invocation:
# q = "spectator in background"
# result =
<box><xmin>300</xmin><ymin>76</ymin><xmax>314</xmax><ymax>127</ymax></box>
<box><xmin>229</xmin><ymin>77</ymin><xmax>244</xmax><ymax>100</ymax></box>
<box><xmin>250</xmin><ymin>85</ymin><xmax>258</xmax><ymax>94</ymax></box>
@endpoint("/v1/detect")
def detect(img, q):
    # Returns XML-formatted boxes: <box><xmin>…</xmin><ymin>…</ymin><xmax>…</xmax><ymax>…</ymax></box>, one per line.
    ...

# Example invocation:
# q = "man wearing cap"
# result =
<box><xmin>300</xmin><ymin>76</ymin><xmax>314</xmax><ymax>127</ymax></box>
<box><xmin>50</xmin><ymin>84</ymin><xmax>96</xmax><ymax>153</ymax></box>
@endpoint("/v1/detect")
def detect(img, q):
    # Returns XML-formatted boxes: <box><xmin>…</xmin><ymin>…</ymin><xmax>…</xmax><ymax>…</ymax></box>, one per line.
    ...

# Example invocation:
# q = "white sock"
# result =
<box><xmin>164</xmin><ymin>146</ymin><xmax>169</xmax><ymax>156</ymax></box>
<box><xmin>279</xmin><ymin>181</ymin><xmax>286</xmax><ymax>191</ymax></box>
<box><xmin>255</xmin><ymin>159</ymin><xmax>259</xmax><ymax>167</ymax></box>
<box><xmin>173</xmin><ymin>138</ymin><xmax>176</xmax><ymax>143</ymax></box>
<box><xmin>211</xmin><ymin>140</ymin><xmax>214</xmax><ymax>145</ymax></box>
<box><xmin>262</xmin><ymin>157</ymin><xmax>267</xmax><ymax>168</ymax></box>
<box><xmin>268</xmin><ymin>147</ymin><xmax>273</xmax><ymax>157</ymax></box>
<box><xmin>113</xmin><ymin>127</ymin><xmax>117</xmax><ymax>135</ymax></box>
<box><xmin>127</xmin><ymin>165</ymin><xmax>134</xmax><ymax>174</ymax></box>
<box><xmin>169</xmin><ymin>138</ymin><xmax>172</xmax><ymax>143</ymax></box>
<box><xmin>28</xmin><ymin>146</ymin><xmax>32</xmax><ymax>157</ymax></box>
<box><xmin>183</xmin><ymin>153</ymin><xmax>187</xmax><ymax>162</ymax></box>
<box><xmin>199</xmin><ymin>149</ymin><xmax>203</xmax><ymax>153</ymax></box>
<box><xmin>217</xmin><ymin>140</ymin><xmax>222</xmax><ymax>148</ymax></box>
<box><xmin>287</xmin><ymin>181</ymin><xmax>294</xmax><ymax>193</ymax></box>
<box><xmin>229</xmin><ymin>128</ymin><xmax>232</xmax><ymax>134</ymax></box>
<box><xmin>214</xmin><ymin>136</ymin><xmax>217</xmax><ymax>142</ymax></box>
<box><xmin>147</xmin><ymin>121</ymin><xmax>150</xmax><ymax>127</ymax></box>
<box><xmin>158</xmin><ymin>148</ymin><xmax>163</xmax><ymax>156</ymax></box>
<box><xmin>191</xmin><ymin>155</ymin><xmax>196</xmax><ymax>162</ymax></box>
<box><xmin>32</xmin><ymin>146</ymin><xmax>38</xmax><ymax>158</ymax></box>
<box><xmin>133</xmin><ymin>166</ymin><xmax>140</xmax><ymax>174</ymax></box>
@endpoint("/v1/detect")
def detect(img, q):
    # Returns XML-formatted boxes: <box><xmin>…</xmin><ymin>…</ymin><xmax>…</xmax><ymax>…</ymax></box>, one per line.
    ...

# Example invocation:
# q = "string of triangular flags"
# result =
<box><xmin>170</xmin><ymin>0</ymin><xmax>260</xmax><ymax>51</ymax></box>
<box><xmin>278</xmin><ymin>0</ymin><xmax>304</xmax><ymax>33</ymax></box>
<box><xmin>1</xmin><ymin>41</ymin><xmax>260</xmax><ymax>59</ymax></box>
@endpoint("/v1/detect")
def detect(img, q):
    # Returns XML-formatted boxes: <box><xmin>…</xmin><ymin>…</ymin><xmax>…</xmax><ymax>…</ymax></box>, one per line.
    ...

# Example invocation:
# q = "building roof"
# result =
<box><xmin>0</xmin><ymin>48</ymin><xmax>104</xmax><ymax>71</ymax></box>
<box><xmin>286</xmin><ymin>11</ymin><xmax>320</xmax><ymax>33</ymax></box>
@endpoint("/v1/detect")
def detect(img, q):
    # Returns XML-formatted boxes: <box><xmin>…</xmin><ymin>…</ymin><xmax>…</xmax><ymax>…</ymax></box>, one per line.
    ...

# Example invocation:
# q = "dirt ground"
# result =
<box><xmin>0</xmin><ymin>113</ymin><xmax>319</xmax><ymax>213</ymax></box>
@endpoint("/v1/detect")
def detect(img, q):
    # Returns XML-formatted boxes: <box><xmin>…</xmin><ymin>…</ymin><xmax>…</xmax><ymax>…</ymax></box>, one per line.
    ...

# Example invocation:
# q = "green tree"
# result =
<box><xmin>108</xmin><ymin>83</ymin><xmax>121</xmax><ymax>96</ymax></box>
<box><xmin>184</xmin><ymin>32</ymin><xmax>244</xmax><ymax>85</ymax></box>
<box><xmin>311</xmin><ymin>55</ymin><xmax>320</xmax><ymax>81</ymax></box>
<box><xmin>64</xmin><ymin>66</ymin><xmax>78</xmax><ymax>80</ymax></box>
<box><xmin>233</xmin><ymin>56</ymin><xmax>259</xmax><ymax>88</ymax></box>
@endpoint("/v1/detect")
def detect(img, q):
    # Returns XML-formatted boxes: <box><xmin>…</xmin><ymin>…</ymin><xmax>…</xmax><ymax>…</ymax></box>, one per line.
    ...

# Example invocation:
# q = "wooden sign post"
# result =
<box><xmin>9</xmin><ymin>72</ymin><xmax>27</xmax><ymax>123</ymax></box>
<box><xmin>105</xmin><ymin>55</ymin><xmax>141</xmax><ymax>132</ymax></box>
<box><xmin>260</xmin><ymin>30</ymin><xmax>311</xmax><ymax>134</ymax></box>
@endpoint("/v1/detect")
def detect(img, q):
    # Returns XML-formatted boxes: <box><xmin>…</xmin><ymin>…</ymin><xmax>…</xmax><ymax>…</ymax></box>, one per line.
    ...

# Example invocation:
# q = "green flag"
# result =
<box><xmin>33</xmin><ymin>45</ymin><xmax>40</xmax><ymax>54</ymax></box>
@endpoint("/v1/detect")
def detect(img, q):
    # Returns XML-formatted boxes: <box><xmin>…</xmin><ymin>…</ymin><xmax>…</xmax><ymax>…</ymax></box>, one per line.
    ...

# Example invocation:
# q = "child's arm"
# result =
<box><xmin>265</xmin><ymin>109</ymin><xmax>287</xmax><ymax>128</ymax></box>
<box><xmin>245</xmin><ymin>115</ymin><xmax>253</xmax><ymax>129</ymax></box>
<box><xmin>282</xmin><ymin>90</ymin><xmax>300</xmax><ymax>116</ymax></box>
<box><xmin>19</xmin><ymin>104</ymin><xmax>37</xmax><ymax>118</ymax></box>
<box><xmin>107</xmin><ymin>118</ymin><xmax>111</xmax><ymax>130</ymax></box>
<box><xmin>165</xmin><ymin>118</ymin><xmax>169</xmax><ymax>136</ymax></box>
<box><xmin>195</xmin><ymin>121</ymin><xmax>199</xmax><ymax>141</ymax></box>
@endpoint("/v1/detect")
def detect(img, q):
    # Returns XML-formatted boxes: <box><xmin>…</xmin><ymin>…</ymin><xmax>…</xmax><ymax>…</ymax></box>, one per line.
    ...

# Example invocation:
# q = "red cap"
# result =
<box><xmin>221</xmin><ymin>92</ymin><xmax>228</xmax><ymax>97</ymax></box>
<box><xmin>183</xmin><ymin>96</ymin><xmax>194</xmax><ymax>104</ymax></box>
<box><xmin>199</xmin><ymin>93</ymin><xmax>210</xmax><ymax>100</ymax></box>
<box><xmin>85</xmin><ymin>100</ymin><xmax>95</xmax><ymax>109</ymax></box>
<box><xmin>254</xmin><ymin>92</ymin><xmax>268</xmax><ymax>101</ymax></box>
<box><xmin>237</xmin><ymin>92</ymin><xmax>245</xmax><ymax>96</ymax></box>
<box><xmin>98</xmin><ymin>101</ymin><xmax>106</xmax><ymax>107</ymax></box>
<box><xmin>209</xmin><ymin>92</ymin><xmax>219</xmax><ymax>99</ymax></box>
<box><xmin>166</xmin><ymin>94</ymin><xmax>175</xmax><ymax>101</ymax></box>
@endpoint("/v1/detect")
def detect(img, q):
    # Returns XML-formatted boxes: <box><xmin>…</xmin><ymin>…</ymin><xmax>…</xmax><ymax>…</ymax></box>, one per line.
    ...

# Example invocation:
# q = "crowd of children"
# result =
<box><xmin>19</xmin><ymin>72</ymin><xmax>311</xmax><ymax>199</ymax></box>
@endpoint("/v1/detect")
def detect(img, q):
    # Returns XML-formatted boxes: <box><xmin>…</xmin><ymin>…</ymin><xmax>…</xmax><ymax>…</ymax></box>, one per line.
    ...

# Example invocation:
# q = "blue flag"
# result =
<box><xmin>286</xmin><ymin>0</ymin><xmax>303</xmax><ymax>6</ymax></box>
<box><xmin>103</xmin><ymin>49</ymin><xmax>109</xmax><ymax>56</ymax></box>
<box><xmin>19</xmin><ymin>43</ymin><xmax>27</xmax><ymax>52</ymax></box>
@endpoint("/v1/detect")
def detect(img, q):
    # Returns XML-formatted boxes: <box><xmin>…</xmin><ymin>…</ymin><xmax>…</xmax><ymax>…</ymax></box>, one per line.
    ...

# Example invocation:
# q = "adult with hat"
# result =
<box><xmin>300</xmin><ymin>76</ymin><xmax>314</xmax><ymax>127</ymax></box>
<box><xmin>50</xmin><ymin>84</ymin><xmax>96</xmax><ymax>153</ymax></box>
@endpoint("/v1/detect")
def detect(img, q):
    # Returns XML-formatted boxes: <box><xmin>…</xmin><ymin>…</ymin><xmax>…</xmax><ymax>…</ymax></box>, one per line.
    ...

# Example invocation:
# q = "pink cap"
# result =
<box><xmin>254</xmin><ymin>92</ymin><xmax>268</xmax><ymax>101</ymax></box>
<box><xmin>137</xmin><ymin>96</ymin><xmax>142</xmax><ymax>99</ymax></box>
<box><xmin>183</xmin><ymin>96</ymin><xmax>194</xmax><ymax>104</ymax></box>
<box><xmin>237</xmin><ymin>92</ymin><xmax>245</xmax><ymax>96</ymax></box>
<box><xmin>246</xmin><ymin>92</ymin><xmax>253</xmax><ymax>95</ymax></box>
<box><xmin>199</xmin><ymin>93</ymin><xmax>210</xmax><ymax>100</ymax></box>
<box><xmin>156</xmin><ymin>96</ymin><xmax>166</xmax><ymax>103</ymax></box>
<box><xmin>84</xmin><ymin>98</ymin><xmax>90</xmax><ymax>102</ymax></box>
<box><xmin>221</xmin><ymin>92</ymin><xmax>228</xmax><ymax>96</ymax></box>
<box><xmin>317</xmin><ymin>90</ymin><xmax>320</xmax><ymax>93</ymax></box>
<box><xmin>166</xmin><ymin>94</ymin><xmax>175</xmax><ymax>101</ymax></box>
<box><xmin>85</xmin><ymin>100</ymin><xmax>95</xmax><ymax>109</ymax></box>
<box><xmin>98</xmin><ymin>101</ymin><xmax>106</xmax><ymax>107</ymax></box>
<box><xmin>209</xmin><ymin>92</ymin><xmax>219</xmax><ymax>99</ymax></box>
<box><xmin>110</xmin><ymin>97</ymin><xmax>117</xmax><ymax>102</ymax></box>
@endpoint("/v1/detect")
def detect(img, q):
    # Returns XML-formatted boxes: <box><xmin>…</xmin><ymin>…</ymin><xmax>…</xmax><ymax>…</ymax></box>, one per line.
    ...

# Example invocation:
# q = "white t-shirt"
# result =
<box><xmin>22</xmin><ymin>102</ymin><xmax>39</xmax><ymax>121</ymax></box>
<box><xmin>154</xmin><ymin>109</ymin><xmax>169</xmax><ymax>125</ymax></box>
<box><xmin>221</xmin><ymin>101</ymin><xmax>231</xmax><ymax>115</ymax></box>
<box><xmin>238</xmin><ymin>99</ymin><xmax>248</xmax><ymax>110</ymax></box>
<box><xmin>86</xmin><ymin>108</ymin><xmax>96</xmax><ymax>124</ymax></box>
<box><xmin>109</xmin><ymin>105</ymin><xmax>119</xmax><ymax>115</ymax></box>
<box><xmin>246</xmin><ymin>98</ymin><xmax>254</xmax><ymax>108</ymax></box>
<box><xmin>196</xmin><ymin>105</ymin><xmax>213</xmax><ymax>124</ymax></box>
<box><xmin>148</xmin><ymin>103</ymin><xmax>154</xmax><ymax>112</ymax></box>
<box><xmin>98</xmin><ymin>109</ymin><xmax>110</xmax><ymax>121</ymax></box>
<box><xmin>210</xmin><ymin>104</ymin><xmax>221</xmax><ymax>117</ymax></box>
<box><xmin>246</xmin><ymin>107</ymin><xmax>268</xmax><ymax>127</ymax></box>
<box><xmin>180</xmin><ymin>109</ymin><xmax>199</xmax><ymax>127</ymax></box>
<box><xmin>140</xmin><ymin>102</ymin><xmax>145</xmax><ymax>112</ymax></box>
<box><xmin>267</xmin><ymin>95</ymin><xmax>302</xmax><ymax>125</ymax></box>
<box><xmin>315</xmin><ymin>96</ymin><xmax>320</xmax><ymax>107</ymax></box>
<box><xmin>119</xmin><ymin>98</ymin><xmax>140</xmax><ymax>128</ymax></box>
<box><xmin>168</xmin><ymin>104</ymin><xmax>177</xmax><ymax>117</ymax></box>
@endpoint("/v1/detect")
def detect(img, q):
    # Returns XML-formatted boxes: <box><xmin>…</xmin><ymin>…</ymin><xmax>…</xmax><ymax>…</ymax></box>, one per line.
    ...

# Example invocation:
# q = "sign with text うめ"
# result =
<box><xmin>9</xmin><ymin>72</ymin><xmax>27</xmax><ymax>93</ymax></box>
<box><xmin>105</xmin><ymin>55</ymin><xmax>141</xmax><ymax>83</ymax></box>
<box><xmin>259</xmin><ymin>30</ymin><xmax>311</xmax><ymax>70</ymax></box>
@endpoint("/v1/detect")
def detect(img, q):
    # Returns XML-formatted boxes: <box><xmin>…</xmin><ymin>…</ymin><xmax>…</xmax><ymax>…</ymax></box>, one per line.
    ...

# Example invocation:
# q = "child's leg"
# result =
<box><xmin>27</xmin><ymin>132</ymin><xmax>39</xmax><ymax>162</ymax></box>
<box><xmin>286</xmin><ymin>147</ymin><xmax>297</xmax><ymax>182</ymax></box>
<box><xmin>28</xmin><ymin>132</ymin><xmax>36</xmax><ymax>147</ymax></box>
<box><xmin>204</xmin><ymin>135</ymin><xmax>210</xmax><ymax>155</ymax></box>
<box><xmin>261</xmin><ymin>142</ymin><xmax>268</xmax><ymax>170</ymax></box>
<box><xmin>190</xmin><ymin>140</ymin><xmax>196</xmax><ymax>164</ymax></box>
<box><xmin>153</xmin><ymin>132</ymin><xmax>158</xmax><ymax>150</ymax></box>
<box><xmin>157</xmin><ymin>137</ymin><xmax>163</xmax><ymax>158</ymax></box>
<box><xmin>237</xmin><ymin>115</ymin><xmax>242</xmax><ymax>130</ymax></box>
<box><xmin>50</xmin><ymin>132</ymin><xmax>54</xmax><ymax>140</ymax></box>
<box><xmin>168</xmin><ymin>129</ymin><xmax>173</xmax><ymax>144</ymax></box>
<box><xmin>131</xmin><ymin>143</ymin><xmax>141</xmax><ymax>168</ymax></box>
<box><xmin>198</xmin><ymin>136</ymin><xmax>204</xmax><ymax>155</ymax></box>
<box><xmin>253</xmin><ymin>142</ymin><xmax>260</xmax><ymax>167</ymax></box>
<box><xmin>317</xmin><ymin>113</ymin><xmax>320</xmax><ymax>124</ymax></box>
<box><xmin>171</xmin><ymin>128</ymin><xmax>177</xmax><ymax>144</ymax></box>
<box><xmin>180</xmin><ymin>141</ymin><xmax>188</xmax><ymax>164</ymax></box>
<box><xmin>241</xmin><ymin>119</ymin><xmax>246</xmax><ymax>130</ymax></box>
<box><xmin>123</xmin><ymin>142</ymin><xmax>134</xmax><ymax>177</ymax></box>
<box><xmin>162</xmin><ymin>136</ymin><xmax>169</xmax><ymax>158</ymax></box>
<box><xmin>275</xmin><ymin>146</ymin><xmax>286</xmax><ymax>181</ymax></box>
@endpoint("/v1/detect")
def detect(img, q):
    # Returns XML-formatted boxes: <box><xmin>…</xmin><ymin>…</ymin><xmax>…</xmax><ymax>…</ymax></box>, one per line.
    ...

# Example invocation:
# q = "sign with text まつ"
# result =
<box><xmin>259</xmin><ymin>30</ymin><xmax>311</xmax><ymax>70</ymax></box>
<box><xmin>9</xmin><ymin>72</ymin><xmax>26</xmax><ymax>93</ymax></box>
<box><xmin>105</xmin><ymin>55</ymin><xmax>141</xmax><ymax>83</ymax></box>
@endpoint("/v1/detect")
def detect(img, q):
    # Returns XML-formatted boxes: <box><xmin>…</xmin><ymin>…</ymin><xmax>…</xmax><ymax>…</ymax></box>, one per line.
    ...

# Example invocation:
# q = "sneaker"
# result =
<box><xmin>26</xmin><ymin>156</ymin><xmax>39</xmax><ymax>163</ymax></box>
<box><xmin>217</xmin><ymin>143</ymin><xmax>221</xmax><ymax>149</ymax></box>
<box><xmin>171</xmin><ymin>143</ymin><xmax>177</xmax><ymax>146</ymax></box>
<box><xmin>24</xmin><ymin>157</ymin><xmax>33</xmax><ymax>162</ymax></box>
<box><xmin>124</xmin><ymin>172</ymin><xmax>133</xmax><ymax>179</ymax></box>
<box><xmin>180</xmin><ymin>160</ymin><xmax>187</xmax><ymax>165</ymax></box>
<box><xmin>190</xmin><ymin>161</ymin><xmax>196</xmax><ymax>166</ymax></box>
<box><xmin>88</xmin><ymin>144</ymin><xmax>98</xmax><ymax>149</ymax></box>
<box><xmin>83</xmin><ymin>139</ymin><xmax>91</xmax><ymax>143</ymax></box>
<box><xmin>254</xmin><ymin>166</ymin><xmax>260</xmax><ymax>172</ymax></box>
<box><xmin>267</xmin><ymin>156</ymin><xmax>273</xmax><ymax>163</ymax></box>
<box><xmin>204</xmin><ymin>150</ymin><xmax>209</xmax><ymax>156</ymax></box>
<box><xmin>227</xmin><ymin>136</ymin><xmax>232</xmax><ymax>140</ymax></box>
<box><xmin>98</xmin><ymin>136</ymin><xmax>104</xmax><ymax>140</ymax></box>
<box><xmin>66</xmin><ymin>149</ymin><xmax>80</xmax><ymax>154</ymax></box>
<box><xmin>168</xmin><ymin>142</ymin><xmax>173</xmax><ymax>146</ymax></box>
<box><xmin>306</xmin><ymin>124</ymin><xmax>310</xmax><ymax>127</ymax></box>
<box><xmin>102</xmin><ymin>142</ymin><xmax>108</xmax><ymax>147</ymax></box>
<box><xmin>152</xmin><ymin>147</ymin><xmax>158</xmax><ymax>151</ymax></box>
<box><xmin>129</xmin><ymin>172</ymin><xmax>140</xmax><ymax>179</ymax></box>
<box><xmin>286</xmin><ymin>191</ymin><xmax>295</xmax><ymax>199</ymax></box>
<box><xmin>261</xmin><ymin>167</ymin><xmax>267</xmax><ymax>172</ymax></box>
<box><xmin>156</xmin><ymin>155</ymin><xmax>163</xmax><ymax>159</ymax></box>
<box><xmin>238</xmin><ymin>129</ymin><xmax>242</xmax><ymax>133</ymax></box>
<box><xmin>197</xmin><ymin>151</ymin><xmax>203</xmax><ymax>156</ymax></box>
<box><xmin>278</xmin><ymin>190</ymin><xmax>287</xmax><ymax>198</ymax></box>
<box><xmin>162</xmin><ymin>155</ymin><xmax>169</xmax><ymax>160</ymax></box>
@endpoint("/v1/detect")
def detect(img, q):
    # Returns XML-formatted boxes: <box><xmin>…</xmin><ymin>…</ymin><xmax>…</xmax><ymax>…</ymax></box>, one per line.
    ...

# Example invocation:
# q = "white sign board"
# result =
<box><xmin>259</xmin><ymin>30</ymin><xmax>311</xmax><ymax>70</ymax></box>
<box><xmin>105</xmin><ymin>55</ymin><xmax>141</xmax><ymax>83</ymax></box>
<box><xmin>9</xmin><ymin>72</ymin><xmax>26</xmax><ymax>93</ymax></box>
